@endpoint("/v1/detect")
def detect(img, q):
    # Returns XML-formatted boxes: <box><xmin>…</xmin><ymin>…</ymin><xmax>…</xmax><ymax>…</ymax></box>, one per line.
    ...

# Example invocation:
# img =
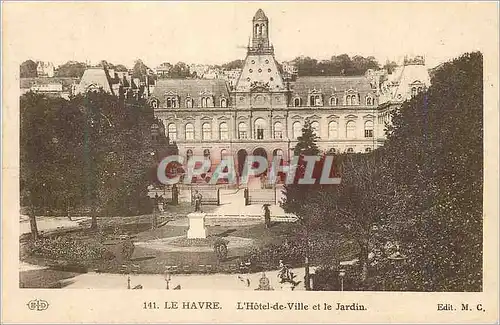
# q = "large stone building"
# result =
<box><xmin>150</xmin><ymin>9</ymin><xmax>430</xmax><ymax>175</ymax></box>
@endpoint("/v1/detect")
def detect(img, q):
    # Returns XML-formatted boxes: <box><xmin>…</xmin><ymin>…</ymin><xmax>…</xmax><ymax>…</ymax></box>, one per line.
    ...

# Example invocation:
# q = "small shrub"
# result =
<box><xmin>25</xmin><ymin>236</ymin><xmax>114</xmax><ymax>262</ymax></box>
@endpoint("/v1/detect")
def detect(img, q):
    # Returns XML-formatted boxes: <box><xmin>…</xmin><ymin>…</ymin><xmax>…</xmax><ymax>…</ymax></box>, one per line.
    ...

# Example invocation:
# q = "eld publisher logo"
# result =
<box><xmin>27</xmin><ymin>299</ymin><xmax>49</xmax><ymax>311</ymax></box>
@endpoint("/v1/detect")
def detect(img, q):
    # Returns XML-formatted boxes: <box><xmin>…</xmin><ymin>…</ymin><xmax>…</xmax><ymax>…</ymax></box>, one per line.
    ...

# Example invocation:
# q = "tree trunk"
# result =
<box><xmin>90</xmin><ymin>205</ymin><xmax>98</xmax><ymax>229</ymax></box>
<box><xmin>29</xmin><ymin>205</ymin><xmax>39</xmax><ymax>240</ymax></box>
<box><xmin>359</xmin><ymin>245</ymin><xmax>369</xmax><ymax>282</ymax></box>
<box><xmin>304</xmin><ymin>227</ymin><xmax>311</xmax><ymax>290</ymax></box>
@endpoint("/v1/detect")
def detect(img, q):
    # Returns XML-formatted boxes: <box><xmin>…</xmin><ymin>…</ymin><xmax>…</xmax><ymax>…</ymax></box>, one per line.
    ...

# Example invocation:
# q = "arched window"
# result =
<box><xmin>330</xmin><ymin>97</ymin><xmax>338</xmax><ymax>106</ymax></box>
<box><xmin>346</xmin><ymin>96</ymin><xmax>351</xmax><ymax>106</ymax></box>
<box><xmin>220</xmin><ymin>98</ymin><xmax>227</xmax><ymax>108</ymax></box>
<box><xmin>274</xmin><ymin>122</ymin><xmax>283</xmax><ymax>139</ymax></box>
<box><xmin>168</xmin><ymin>123</ymin><xmax>177</xmax><ymax>141</ymax></box>
<box><xmin>365</xmin><ymin>147</ymin><xmax>372</xmax><ymax>153</ymax></box>
<box><xmin>411</xmin><ymin>87</ymin><xmax>417</xmax><ymax>97</ymax></box>
<box><xmin>417</xmin><ymin>87</ymin><xmax>423</xmax><ymax>93</ymax></box>
<box><xmin>346</xmin><ymin>120</ymin><xmax>356</xmax><ymax>138</ymax></box>
<box><xmin>261</xmin><ymin>24</ymin><xmax>266</xmax><ymax>36</ymax></box>
<box><xmin>311</xmin><ymin>121</ymin><xmax>320</xmax><ymax>137</ymax></box>
<box><xmin>185</xmin><ymin>123</ymin><xmax>194</xmax><ymax>140</ymax></box>
<box><xmin>186</xmin><ymin>149</ymin><xmax>193</xmax><ymax>161</ymax></box>
<box><xmin>294</xmin><ymin>98</ymin><xmax>301</xmax><ymax>107</ymax></box>
<box><xmin>254</xmin><ymin>118</ymin><xmax>266</xmax><ymax>139</ymax></box>
<box><xmin>219</xmin><ymin>122</ymin><xmax>229</xmax><ymax>140</ymax></box>
<box><xmin>220</xmin><ymin>149</ymin><xmax>228</xmax><ymax>160</ymax></box>
<box><xmin>186</xmin><ymin>98</ymin><xmax>193</xmax><ymax>108</ymax></box>
<box><xmin>292</xmin><ymin>121</ymin><xmax>302</xmax><ymax>139</ymax></box>
<box><xmin>347</xmin><ymin>147</ymin><xmax>354</xmax><ymax>153</ymax></box>
<box><xmin>366</xmin><ymin>97</ymin><xmax>373</xmax><ymax>106</ymax></box>
<box><xmin>166</xmin><ymin>98</ymin><xmax>172</xmax><ymax>108</ymax></box>
<box><xmin>364</xmin><ymin>120</ymin><xmax>374</xmax><ymax>138</ymax></box>
<box><xmin>328</xmin><ymin>121</ymin><xmax>338</xmax><ymax>139</ymax></box>
<box><xmin>352</xmin><ymin>95</ymin><xmax>358</xmax><ymax>105</ymax></box>
<box><xmin>203</xmin><ymin>149</ymin><xmax>210</xmax><ymax>158</ymax></box>
<box><xmin>151</xmin><ymin>99</ymin><xmax>158</xmax><ymax>109</ymax></box>
<box><xmin>238</xmin><ymin>122</ymin><xmax>247</xmax><ymax>139</ymax></box>
<box><xmin>202</xmin><ymin>122</ymin><xmax>212</xmax><ymax>140</ymax></box>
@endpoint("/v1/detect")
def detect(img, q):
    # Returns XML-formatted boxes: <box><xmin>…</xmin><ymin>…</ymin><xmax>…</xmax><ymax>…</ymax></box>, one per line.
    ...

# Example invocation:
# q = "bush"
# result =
<box><xmin>25</xmin><ymin>236</ymin><xmax>114</xmax><ymax>262</ymax></box>
<box><xmin>213</xmin><ymin>238</ymin><xmax>229</xmax><ymax>261</ymax></box>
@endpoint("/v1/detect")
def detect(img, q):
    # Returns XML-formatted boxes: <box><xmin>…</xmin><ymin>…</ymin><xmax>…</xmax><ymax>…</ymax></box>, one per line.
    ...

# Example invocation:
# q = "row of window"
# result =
<box><xmin>166</xmin><ymin>120</ymin><xmax>374</xmax><ymax>141</ymax></box>
<box><xmin>293</xmin><ymin>95</ymin><xmax>375</xmax><ymax>107</ymax></box>
<box><xmin>153</xmin><ymin>96</ymin><xmax>228</xmax><ymax>109</ymax></box>
<box><xmin>183</xmin><ymin>146</ymin><xmax>372</xmax><ymax>163</ymax></box>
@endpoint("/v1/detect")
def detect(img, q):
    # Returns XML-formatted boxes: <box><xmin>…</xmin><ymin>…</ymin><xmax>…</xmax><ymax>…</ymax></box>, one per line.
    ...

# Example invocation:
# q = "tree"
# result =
<box><xmin>20</xmin><ymin>92</ymin><xmax>86</xmax><ymax>238</ymax></box>
<box><xmin>383</xmin><ymin>60</ymin><xmax>398</xmax><ymax>74</ymax></box>
<box><xmin>56</xmin><ymin>61</ymin><xmax>87</xmax><ymax>78</ymax></box>
<box><xmin>170</xmin><ymin>62</ymin><xmax>190</xmax><ymax>79</ymax></box>
<box><xmin>221</xmin><ymin>59</ymin><xmax>244</xmax><ymax>70</ymax></box>
<box><xmin>132</xmin><ymin>59</ymin><xmax>150</xmax><ymax>78</ymax></box>
<box><xmin>282</xmin><ymin>120</ymin><xmax>323</xmax><ymax>290</ymax></box>
<box><xmin>379</xmin><ymin>52</ymin><xmax>483</xmax><ymax>291</ymax></box>
<box><xmin>20</xmin><ymin>60</ymin><xmax>38</xmax><ymax>78</ymax></box>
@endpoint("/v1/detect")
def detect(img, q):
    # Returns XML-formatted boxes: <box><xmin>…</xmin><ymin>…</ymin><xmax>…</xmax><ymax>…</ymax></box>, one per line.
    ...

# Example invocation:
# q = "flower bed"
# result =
<box><xmin>25</xmin><ymin>236</ymin><xmax>115</xmax><ymax>262</ymax></box>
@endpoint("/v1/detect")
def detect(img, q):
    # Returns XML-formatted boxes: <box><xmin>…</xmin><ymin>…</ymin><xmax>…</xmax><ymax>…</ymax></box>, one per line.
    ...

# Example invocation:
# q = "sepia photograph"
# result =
<box><xmin>2</xmin><ymin>1</ymin><xmax>499</xmax><ymax>323</ymax></box>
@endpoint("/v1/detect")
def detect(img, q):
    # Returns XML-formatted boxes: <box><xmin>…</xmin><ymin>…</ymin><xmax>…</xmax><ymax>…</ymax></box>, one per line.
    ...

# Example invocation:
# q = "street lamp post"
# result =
<box><xmin>164</xmin><ymin>271</ymin><xmax>172</xmax><ymax>290</ymax></box>
<box><xmin>338</xmin><ymin>268</ymin><xmax>346</xmax><ymax>292</ymax></box>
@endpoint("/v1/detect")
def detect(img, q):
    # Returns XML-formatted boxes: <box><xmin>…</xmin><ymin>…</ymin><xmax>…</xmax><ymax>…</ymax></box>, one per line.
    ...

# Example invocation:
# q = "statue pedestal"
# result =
<box><xmin>187</xmin><ymin>212</ymin><xmax>207</xmax><ymax>239</ymax></box>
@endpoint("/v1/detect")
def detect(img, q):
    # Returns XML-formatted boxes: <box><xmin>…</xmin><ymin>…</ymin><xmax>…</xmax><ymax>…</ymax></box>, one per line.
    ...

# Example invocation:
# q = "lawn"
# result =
<box><xmin>20</xmin><ymin>212</ymin><xmax>358</xmax><ymax>276</ymax></box>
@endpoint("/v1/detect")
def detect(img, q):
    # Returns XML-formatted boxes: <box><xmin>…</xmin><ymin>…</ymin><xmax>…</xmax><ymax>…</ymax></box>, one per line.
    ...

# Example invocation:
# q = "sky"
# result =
<box><xmin>4</xmin><ymin>2</ymin><xmax>498</xmax><ymax>70</ymax></box>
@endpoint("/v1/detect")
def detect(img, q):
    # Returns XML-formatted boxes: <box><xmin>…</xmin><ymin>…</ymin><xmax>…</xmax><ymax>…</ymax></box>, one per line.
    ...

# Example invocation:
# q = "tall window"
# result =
<box><xmin>238</xmin><ymin>122</ymin><xmax>247</xmax><ymax>139</ymax></box>
<box><xmin>219</xmin><ymin>122</ymin><xmax>229</xmax><ymax>140</ymax></box>
<box><xmin>364</xmin><ymin>120</ymin><xmax>374</xmax><ymax>138</ymax></box>
<box><xmin>292</xmin><ymin>121</ymin><xmax>302</xmax><ymax>139</ymax></box>
<box><xmin>186</xmin><ymin>98</ymin><xmax>193</xmax><ymax>108</ymax></box>
<box><xmin>220</xmin><ymin>98</ymin><xmax>227</xmax><ymax>107</ymax></box>
<box><xmin>220</xmin><ymin>149</ymin><xmax>228</xmax><ymax>160</ymax></box>
<box><xmin>254</xmin><ymin>118</ymin><xmax>266</xmax><ymax>140</ymax></box>
<box><xmin>328</xmin><ymin>121</ymin><xmax>338</xmax><ymax>139</ymax></box>
<box><xmin>185</xmin><ymin>123</ymin><xmax>194</xmax><ymax>140</ymax></box>
<box><xmin>366</xmin><ymin>97</ymin><xmax>373</xmax><ymax>105</ymax></box>
<box><xmin>330</xmin><ymin>97</ymin><xmax>338</xmax><ymax>106</ymax></box>
<box><xmin>202</xmin><ymin>122</ymin><xmax>212</xmax><ymax>140</ymax></box>
<box><xmin>346</xmin><ymin>96</ymin><xmax>351</xmax><ymax>106</ymax></box>
<box><xmin>346</xmin><ymin>120</ymin><xmax>356</xmax><ymax>138</ymax></box>
<box><xmin>168</xmin><ymin>123</ymin><xmax>177</xmax><ymax>141</ymax></box>
<box><xmin>311</xmin><ymin>121</ymin><xmax>320</xmax><ymax>137</ymax></box>
<box><xmin>294</xmin><ymin>98</ymin><xmax>301</xmax><ymax>107</ymax></box>
<box><xmin>273</xmin><ymin>122</ymin><xmax>283</xmax><ymax>139</ymax></box>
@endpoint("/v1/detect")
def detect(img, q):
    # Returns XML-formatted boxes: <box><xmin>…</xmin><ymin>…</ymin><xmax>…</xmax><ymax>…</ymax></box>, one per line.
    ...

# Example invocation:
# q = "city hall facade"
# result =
<box><xmin>150</xmin><ymin>9</ymin><xmax>428</xmax><ymax>174</ymax></box>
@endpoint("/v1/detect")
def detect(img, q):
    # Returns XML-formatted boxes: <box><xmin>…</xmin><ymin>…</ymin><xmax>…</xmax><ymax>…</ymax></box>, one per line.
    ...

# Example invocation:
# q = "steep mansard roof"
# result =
<box><xmin>289</xmin><ymin>76</ymin><xmax>377</xmax><ymax>103</ymax></box>
<box><xmin>151</xmin><ymin>79</ymin><xmax>231</xmax><ymax>108</ymax></box>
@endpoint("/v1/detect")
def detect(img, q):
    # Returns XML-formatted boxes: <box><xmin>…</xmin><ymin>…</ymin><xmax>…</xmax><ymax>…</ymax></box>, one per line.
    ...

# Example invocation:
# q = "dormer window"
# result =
<box><xmin>165</xmin><ymin>96</ymin><xmax>179</xmax><ymax>108</ymax></box>
<box><xmin>309</xmin><ymin>94</ymin><xmax>323</xmax><ymax>107</ymax></box>
<box><xmin>220</xmin><ymin>98</ymin><xmax>228</xmax><ymax>108</ymax></box>
<box><xmin>366</xmin><ymin>96</ymin><xmax>373</xmax><ymax>106</ymax></box>
<box><xmin>151</xmin><ymin>98</ymin><xmax>159</xmax><ymax>109</ymax></box>
<box><xmin>293</xmin><ymin>97</ymin><xmax>301</xmax><ymax>107</ymax></box>
<box><xmin>329</xmin><ymin>97</ymin><xmax>338</xmax><ymax>106</ymax></box>
<box><xmin>201</xmin><ymin>96</ymin><xmax>214</xmax><ymax>108</ymax></box>
<box><xmin>186</xmin><ymin>98</ymin><xmax>194</xmax><ymax>108</ymax></box>
<box><xmin>345</xmin><ymin>94</ymin><xmax>358</xmax><ymax>106</ymax></box>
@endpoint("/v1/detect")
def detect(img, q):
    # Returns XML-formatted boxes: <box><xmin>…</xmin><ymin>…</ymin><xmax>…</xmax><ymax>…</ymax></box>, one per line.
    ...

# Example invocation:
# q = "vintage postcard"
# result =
<box><xmin>2</xmin><ymin>1</ymin><xmax>499</xmax><ymax>323</ymax></box>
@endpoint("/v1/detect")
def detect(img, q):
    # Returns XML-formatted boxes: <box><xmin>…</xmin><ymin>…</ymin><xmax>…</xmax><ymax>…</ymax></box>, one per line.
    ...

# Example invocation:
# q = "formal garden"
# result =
<box><xmin>20</xmin><ymin>52</ymin><xmax>483</xmax><ymax>291</ymax></box>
